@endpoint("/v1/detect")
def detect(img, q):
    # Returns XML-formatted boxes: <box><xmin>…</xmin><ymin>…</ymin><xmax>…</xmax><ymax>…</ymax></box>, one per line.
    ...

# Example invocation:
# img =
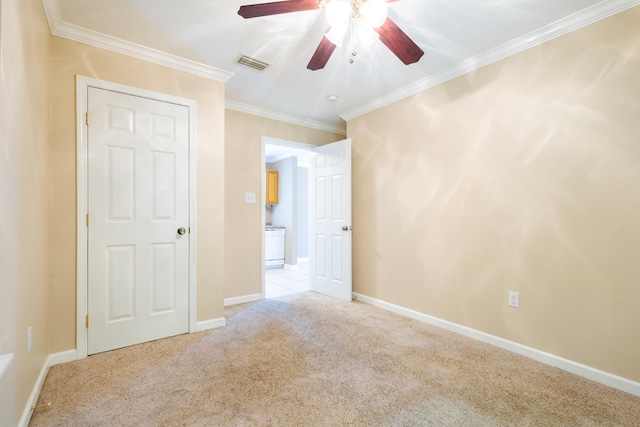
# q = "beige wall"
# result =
<box><xmin>1</xmin><ymin>5</ymin><xmax>636</xmax><ymax>423</ymax></box>
<box><xmin>224</xmin><ymin>110</ymin><xmax>343</xmax><ymax>299</ymax></box>
<box><xmin>348</xmin><ymin>8</ymin><xmax>640</xmax><ymax>381</ymax></box>
<box><xmin>49</xmin><ymin>37</ymin><xmax>226</xmax><ymax>353</ymax></box>
<box><xmin>0</xmin><ymin>0</ymin><xmax>51</xmax><ymax>424</ymax></box>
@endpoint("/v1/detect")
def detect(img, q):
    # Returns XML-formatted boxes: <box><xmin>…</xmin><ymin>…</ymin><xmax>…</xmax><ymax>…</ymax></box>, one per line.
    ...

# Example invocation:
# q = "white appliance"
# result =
<box><xmin>265</xmin><ymin>227</ymin><xmax>285</xmax><ymax>268</ymax></box>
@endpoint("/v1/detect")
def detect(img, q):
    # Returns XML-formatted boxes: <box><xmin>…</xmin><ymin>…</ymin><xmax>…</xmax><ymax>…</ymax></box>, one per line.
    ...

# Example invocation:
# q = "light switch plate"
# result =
<box><xmin>245</xmin><ymin>192</ymin><xmax>257</xmax><ymax>204</ymax></box>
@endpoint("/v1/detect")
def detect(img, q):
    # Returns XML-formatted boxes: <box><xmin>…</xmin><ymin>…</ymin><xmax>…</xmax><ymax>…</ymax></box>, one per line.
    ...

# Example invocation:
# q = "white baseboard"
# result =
<box><xmin>49</xmin><ymin>349</ymin><xmax>78</xmax><ymax>367</ymax></box>
<box><xmin>17</xmin><ymin>356</ymin><xmax>48</xmax><ymax>427</ymax></box>
<box><xmin>195</xmin><ymin>317</ymin><xmax>226</xmax><ymax>332</ymax></box>
<box><xmin>18</xmin><ymin>350</ymin><xmax>79</xmax><ymax>427</ymax></box>
<box><xmin>224</xmin><ymin>293</ymin><xmax>263</xmax><ymax>307</ymax></box>
<box><xmin>283</xmin><ymin>262</ymin><xmax>308</xmax><ymax>270</ymax></box>
<box><xmin>19</xmin><ymin>324</ymin><xmax>239</xmax><ymax>427</ymax></box>
<box><xmin>353</xmin><ymin>292</ymin><xmax>640</xmax><ymax>398</ymax></box>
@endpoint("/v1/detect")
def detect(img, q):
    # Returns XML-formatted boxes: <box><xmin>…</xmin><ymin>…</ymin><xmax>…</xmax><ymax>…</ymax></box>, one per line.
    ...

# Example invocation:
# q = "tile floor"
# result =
<box><xmin>265</xmin><ymin>259</ymin><xmax>309</xmax><ymax>298</ymax></box>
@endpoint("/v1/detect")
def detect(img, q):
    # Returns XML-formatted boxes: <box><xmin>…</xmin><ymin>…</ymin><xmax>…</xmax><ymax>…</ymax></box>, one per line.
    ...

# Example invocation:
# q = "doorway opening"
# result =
<box><xmin>262</xmin><ymin>137</ymin><xmax>315</xmax><ymax>298</ymax></box>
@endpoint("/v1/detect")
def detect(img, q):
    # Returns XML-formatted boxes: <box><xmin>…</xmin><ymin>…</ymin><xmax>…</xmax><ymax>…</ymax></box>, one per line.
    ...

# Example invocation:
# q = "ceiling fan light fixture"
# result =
<box><xmin>355</xmin><ymin>22</ymin><xmax>379</xmax><ymax>48</ymax></box>
<box><xmin>326</xmin><ymin>0</ymin><xmax>352</xmax><ymax>27</ymax></box>
<box><xmin>360</xmin><ymin>0</ymin><xmax>388</xmax><ymax>28</ymax></box>
<box><xmin>323</xmin><ymin>0</ymin><xmax>388</xmax><ymax>49</ymax></box>
<box><xmin>325</xmin><ymin>24</ymin><xmax>348</xmax><ymax>47</ymax></box>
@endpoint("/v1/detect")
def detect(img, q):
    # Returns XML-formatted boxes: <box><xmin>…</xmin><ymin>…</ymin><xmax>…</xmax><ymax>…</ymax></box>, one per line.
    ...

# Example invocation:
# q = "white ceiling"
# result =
<box><xmin>46</xmin><ymin>0</ymin><xmax>639</xmax><ymax>134</ymax></box>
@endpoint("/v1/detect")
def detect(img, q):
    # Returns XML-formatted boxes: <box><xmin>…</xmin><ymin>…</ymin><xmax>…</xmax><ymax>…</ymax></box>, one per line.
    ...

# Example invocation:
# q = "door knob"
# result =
<box><xmin>177</xmin><ymin>227</ymin><xmax>186</xmax><ymax>235</ymax></box>
<box><xmin>342</xmin><ymin>226</ymin><xmax>349</xmax><ymax>231</ymax></box>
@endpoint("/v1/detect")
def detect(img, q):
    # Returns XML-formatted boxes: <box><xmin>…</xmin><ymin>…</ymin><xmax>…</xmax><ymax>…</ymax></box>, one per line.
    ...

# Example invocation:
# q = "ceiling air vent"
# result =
<box><xmin>236</xmin><ymin>54</ymin><xmax>270</xmax><ymax>71</ymax></box>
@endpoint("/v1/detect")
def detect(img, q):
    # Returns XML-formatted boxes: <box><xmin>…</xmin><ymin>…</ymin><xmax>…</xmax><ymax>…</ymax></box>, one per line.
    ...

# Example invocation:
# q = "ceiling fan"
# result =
<box><xmin>238</xmin><ymin>0</ymin><xmax>424</xmax><ymax>70</ymax></box>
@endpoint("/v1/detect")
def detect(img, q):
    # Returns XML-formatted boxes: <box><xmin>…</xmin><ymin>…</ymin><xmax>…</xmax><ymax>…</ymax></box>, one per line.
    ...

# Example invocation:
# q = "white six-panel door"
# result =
<box><xmin>309</xmin><ymin>139</ymin><xmax>352</xmax><ymax>301</ymax></box>
<box><xmin>87</xmin><ymin>87</ymin><xmax>190</xmax><ymax>354</ymax></box>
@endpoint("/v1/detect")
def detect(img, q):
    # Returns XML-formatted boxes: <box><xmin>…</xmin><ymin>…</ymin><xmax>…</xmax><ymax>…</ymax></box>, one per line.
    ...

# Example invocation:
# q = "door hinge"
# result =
<box><xmin>86</xmin><ymin>213</ymin><xmax>90</xmax><ymax>227</ymax></box>
<box><xmin>85</xmin><ymin>112</ymin><xmax>89</xmax><ymax>125</ymax></box>
<box><xmin>85</xmin><ymin>315</ymin><xmax>89</xmax><ymax>329</ymax></box>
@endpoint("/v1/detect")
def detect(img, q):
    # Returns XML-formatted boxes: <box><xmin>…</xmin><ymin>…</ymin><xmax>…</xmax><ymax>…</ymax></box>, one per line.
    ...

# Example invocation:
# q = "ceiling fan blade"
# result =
<box><xmin>307</xmin><ymin>32</ymin><xmax>337</xmax><ymax>71</ymax></box>
<box><xmin>375</xmin><ymin>18</ymin><xmax>424</xmax><ymax>65</ymax></box>
<box><xmin>238</xmin><ymin>0</ymin><xmax>319</xmax><ymax>19</ymax></box>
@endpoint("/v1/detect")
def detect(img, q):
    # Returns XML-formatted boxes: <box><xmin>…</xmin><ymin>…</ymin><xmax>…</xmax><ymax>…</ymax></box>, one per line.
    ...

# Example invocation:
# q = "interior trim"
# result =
<box><xmin>195</xmin><ymin>318</ymin><xmax>227</xmax><ymax>332</ymax></box>
<box><xmin>226</xmin><ymin>100</ymin><xmax>347</xmax><ymax>136</ymax></box>
<box><xmin>18</xmin><ymin>350</ymin><xmax>78</xmax><ymax>427</ymax></box>
<box><xmin>353</xmin><ymin>292</ymin><xmax>640</xmax><ymax>398</ymax></box>
<box><xmin>224</xmin><ymin>293</ymin><xmax>263</xmax><ymax>307</ymax></box>
<box><xmin>42</xmin><ymin>0</ymin><xmax>344</xmax><ymax>134</ymax></box>
<box><xmin>18</xmin><ymin>355</ymin><xmax>49</xmax><ymax>427</ymax></box>
<box><xmin>42</xmin><ymin>0</ymin><xmax>233</xmax><ymax>82</ymax></box>
<box><xmin>48</xmin><ymin>349</ymin><xmax>78</xmax><ymax>367</ymax></box>
<box><xmin>42</xmin><ymin>0</ymin><xmax>640</xmax><ymax>126</ymax></box>
<box><xmin>341</xmin><ymin>0</ymin><xmax>640</xmax><ymax>121</ymax></box>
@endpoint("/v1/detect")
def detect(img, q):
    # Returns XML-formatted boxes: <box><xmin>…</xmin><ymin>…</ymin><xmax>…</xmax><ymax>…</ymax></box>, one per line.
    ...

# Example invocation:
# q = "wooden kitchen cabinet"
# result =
<box><xmin>266</xmin><ymin>169</ymin><xmax>278</xmax><ymax>205</ymax></box>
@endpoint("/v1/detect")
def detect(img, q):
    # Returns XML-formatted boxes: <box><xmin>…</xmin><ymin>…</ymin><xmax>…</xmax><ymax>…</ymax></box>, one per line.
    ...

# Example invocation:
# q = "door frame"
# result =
<box><xmin>75</xmin><ymin>76</ymin><xmax>198</xmax><ymax>359</ymax></box>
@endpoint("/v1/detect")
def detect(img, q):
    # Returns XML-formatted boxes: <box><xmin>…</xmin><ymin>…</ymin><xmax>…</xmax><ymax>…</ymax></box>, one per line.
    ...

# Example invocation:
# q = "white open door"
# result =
<box><xmin>309</xmin><ymin>139</ymin><xmax>352</xmax><ymax>301</ymax></box>
<box><xmin>86</xmin><ymin>87</ymin><xmax>190</xmax><ymax>354</ymax></box>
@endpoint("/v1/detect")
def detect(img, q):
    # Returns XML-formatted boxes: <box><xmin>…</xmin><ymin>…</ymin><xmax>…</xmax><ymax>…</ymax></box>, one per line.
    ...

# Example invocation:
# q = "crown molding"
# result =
<box><xmin>41</xmin><ymin>0</ymin><xmax>344</xmax><ymax>134</ymax></box>
<box><xmin>226</xmin><ymin>100</ymin><xmax>347</xmax><ymax>136</ymax></box>
<box><xmin>41</xmin><ymin>0</ymin><xmax>233</xmax><ymax>82</ymax></box>
<box><xmin>341</xmin><ymin>0</ymin><xmax>640</xmax><ymax>122</ymax></box>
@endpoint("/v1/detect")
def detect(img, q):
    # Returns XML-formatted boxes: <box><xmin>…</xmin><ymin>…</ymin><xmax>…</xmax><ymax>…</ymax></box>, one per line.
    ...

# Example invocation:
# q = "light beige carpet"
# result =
<box><xmin>31</xmin><ymin>292</ymin><xmax>640</xmax><ymax>426</ymax></box>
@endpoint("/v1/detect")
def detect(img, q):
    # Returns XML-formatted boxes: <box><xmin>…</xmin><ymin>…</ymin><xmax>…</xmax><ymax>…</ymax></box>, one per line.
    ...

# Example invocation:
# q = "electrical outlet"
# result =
<box><xmin>508</xmin><ymin>291</ymin><xmax>520</xmax><ymax>308</ymax></box>
<box><xmin>245</xmin><ymin>192</ymin><xmax>257</xmax><ymax>204</ymax></box>
<box><xmin>27</xmin><ymin>327</ymin><xmax>32</xmax><ymax>353</ymax></box>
